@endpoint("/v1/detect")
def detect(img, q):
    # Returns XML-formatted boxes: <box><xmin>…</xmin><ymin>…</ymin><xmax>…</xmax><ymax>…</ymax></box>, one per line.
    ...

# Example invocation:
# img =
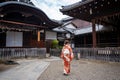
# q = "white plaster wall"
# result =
<box><xmin>45</xmin><ymin>31</ymin><xmax>57</xmax><ymax>40</ymax></box>
<box><xmin>6</xmin><ymin>31</ymin><xmax>23</xmax><ymax>47</ymax></box>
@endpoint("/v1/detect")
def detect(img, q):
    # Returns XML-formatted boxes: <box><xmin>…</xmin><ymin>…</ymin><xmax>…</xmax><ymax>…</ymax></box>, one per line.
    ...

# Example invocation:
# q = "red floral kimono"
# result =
<box><xmin>61</xmin><ymin>44</ymin><xmax>74</xmax><ymax>75</ymax></box>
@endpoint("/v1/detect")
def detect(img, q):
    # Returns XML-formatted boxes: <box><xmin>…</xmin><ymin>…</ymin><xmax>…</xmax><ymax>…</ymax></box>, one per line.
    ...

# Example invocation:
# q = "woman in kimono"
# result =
<box><xmin>61</xmin><ymin>40</ymin><xmax>74</xmax><ymax>75</ymax></box>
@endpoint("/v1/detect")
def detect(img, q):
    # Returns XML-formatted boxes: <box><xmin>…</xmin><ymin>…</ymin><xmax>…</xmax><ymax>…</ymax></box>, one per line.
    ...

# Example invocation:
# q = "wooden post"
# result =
<box><xmin>118</xmin><ymin>29</ymin><xmax>120</xmax><ymax>47</ymax></box>
<box><xmin>84</xmin><ymin>35</ymin><xmax>86</xmax><ymax>47</ymax></box>
<box><xmin>37</xmin><ymin>31</ymin><xmax>40</xmax><ymax>42</ymax></box>
<box><xmin>92</xmin><ymin>19</ymin><xmax>97</xmax><ymax>48</ymax></box>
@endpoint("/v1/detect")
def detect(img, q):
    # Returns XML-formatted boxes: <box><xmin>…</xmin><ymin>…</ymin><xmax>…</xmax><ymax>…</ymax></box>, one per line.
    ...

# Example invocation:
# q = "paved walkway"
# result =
<box><xmin>0</xmin><ymin>57</ymin><xmax>120</xmax><ymax>80</ymax></box>
<box><xmin>0</xmin><ymin>59</ymin><xmax>50</xmax><ymax>80</ymax></box>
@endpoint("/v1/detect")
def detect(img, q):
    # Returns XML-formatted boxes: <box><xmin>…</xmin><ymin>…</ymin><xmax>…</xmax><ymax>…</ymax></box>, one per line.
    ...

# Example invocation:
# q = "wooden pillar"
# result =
<box><xmin>118</xmin><ymin>29</ymin><xmax>120</xmax><ymax>46</ymax></box>
<box><xmin>37</xmin><ymin>31</ymin><xmax>40</xmax><ymax>42</ymax></box>
<box><xmin>92</xmin><ymin>20</ymin><xmax>97</xmax><ymax>48</ymax></box>
<box><xmin>84</xmin><ymin>35</ymin><xmax>86</xmax><ymax>47</ymax></box>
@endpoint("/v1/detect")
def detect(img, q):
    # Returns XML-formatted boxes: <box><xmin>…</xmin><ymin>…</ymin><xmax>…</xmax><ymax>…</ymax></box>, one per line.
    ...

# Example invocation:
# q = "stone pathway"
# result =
<box><xmin>0</xmin><ymin>59</ymin><xmax>50</xmax><ymax>80</ymax></box>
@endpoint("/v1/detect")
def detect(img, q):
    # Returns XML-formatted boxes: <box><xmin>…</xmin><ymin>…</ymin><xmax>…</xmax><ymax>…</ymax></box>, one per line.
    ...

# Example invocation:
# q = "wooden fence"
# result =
<box><xmin>50</xmin><ymin>47</ymin><xmax>120</xmax><ymax>62</ymax></box>
<box><xmin>0</xmin><ymin>48</ymin><xmax>46</xmax><ymax>60</ymax></box>
<box><xmin>1</xmin><ymin>47</ymin><xmax>120</xmax><ymax>62</ymax></box>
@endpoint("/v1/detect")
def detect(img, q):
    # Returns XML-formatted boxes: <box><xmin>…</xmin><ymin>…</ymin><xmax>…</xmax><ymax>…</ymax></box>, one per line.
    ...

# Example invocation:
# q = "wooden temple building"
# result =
<box><xmin>0</xmin><ymin>0</ymin><xmax>62</xmax><ymax>59</ymax></box>
<box><xmin>60</xmin><ymin>0</ymin><xmax>120</xmax><ymax>48</ymax></box>
<box><xmin>0</xmin><ymin>0</ymin><xmax>61</xmax><ymax>48</ymax></box>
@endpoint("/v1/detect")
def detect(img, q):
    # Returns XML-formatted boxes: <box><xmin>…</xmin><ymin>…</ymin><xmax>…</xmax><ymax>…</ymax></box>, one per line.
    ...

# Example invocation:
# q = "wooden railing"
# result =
<box><xmin>50</xmin><ymin>47</ymin><xmax>120</xmax><ymax>62</ymax></box>
<box><xmin>1</xmin><ymin>47</ymin><xmax>120</xmax><ymax>62</ymax></box>
<box><xmin>0</xmin><ymin>48</ymin><xmax>46</xmax><ymax>60</ymax></box>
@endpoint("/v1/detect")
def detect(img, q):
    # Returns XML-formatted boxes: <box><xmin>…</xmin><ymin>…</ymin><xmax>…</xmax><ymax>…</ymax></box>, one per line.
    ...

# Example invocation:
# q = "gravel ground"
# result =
<box><xmin>0</xmin><ymin>58</ymin><xmax>120</xmax><ymax>80</ymax></box>
<box><xmin>38</xmin><ymin>59</ymin><xmax>120</xmax><ymax>80</ymax></box>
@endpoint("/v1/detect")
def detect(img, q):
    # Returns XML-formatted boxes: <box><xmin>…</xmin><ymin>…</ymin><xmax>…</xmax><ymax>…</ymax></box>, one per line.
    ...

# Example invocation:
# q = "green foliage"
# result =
<box><xmin>51</xmin><ymin>39</ymin><xmax>59</xmax><ymax>49</ymax></box>
<box><xmin>51</xmin><ymin>40</ymin><xmax>63</xmax><ymax>49</ymax></box>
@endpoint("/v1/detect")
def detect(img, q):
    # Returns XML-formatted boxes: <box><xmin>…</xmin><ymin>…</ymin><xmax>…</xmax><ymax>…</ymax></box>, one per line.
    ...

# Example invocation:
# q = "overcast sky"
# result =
<box><xmin>31</xmin><ymin>0</ymin><xmax>81</xmax><ymax>20</ymax></box>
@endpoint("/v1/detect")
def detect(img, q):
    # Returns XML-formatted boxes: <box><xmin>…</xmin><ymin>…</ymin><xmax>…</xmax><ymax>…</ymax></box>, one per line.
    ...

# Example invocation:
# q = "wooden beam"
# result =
<box><xmin>0</xmin><ymin>20</ymin><xmax>45</xmax><ymax>28</ymax></box>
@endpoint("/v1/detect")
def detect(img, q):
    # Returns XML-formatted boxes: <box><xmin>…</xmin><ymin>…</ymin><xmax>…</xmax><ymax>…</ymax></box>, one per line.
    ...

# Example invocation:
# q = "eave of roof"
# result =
<box><xmin>60</xmin><ymin>0</ymin><xmax>93</xmax><ymax>12</ymax></box>
<box><xmin>60</xmin><ymin>0</ymin><xmax>120</xmax><ymax>24</ymax></box>
<box><xmin>0</xmin><ymin>1</ymin><xmax>61</xmax><ymax>29</ymax></box>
